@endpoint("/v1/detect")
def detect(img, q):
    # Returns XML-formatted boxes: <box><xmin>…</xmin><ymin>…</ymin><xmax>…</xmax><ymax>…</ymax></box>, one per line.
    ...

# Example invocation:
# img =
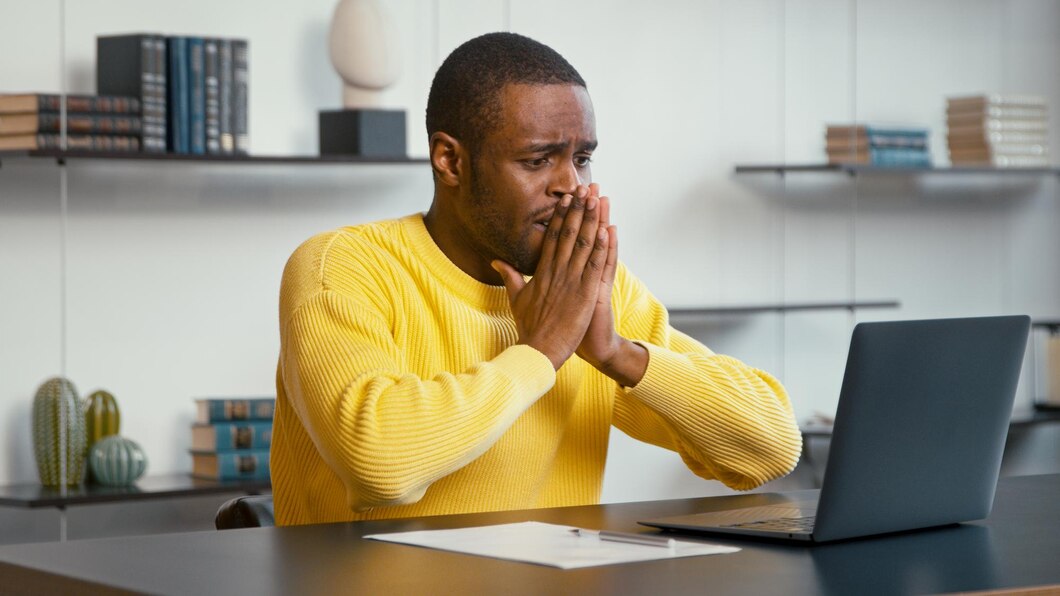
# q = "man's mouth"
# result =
<box><xmin>533</xmin><ymin>213</ymin><xmax>554</xmax><ymax>232</ymax></box>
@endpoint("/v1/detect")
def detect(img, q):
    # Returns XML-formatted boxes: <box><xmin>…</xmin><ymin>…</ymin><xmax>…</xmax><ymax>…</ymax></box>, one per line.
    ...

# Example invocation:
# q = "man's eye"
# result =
<box><xmin>524</xmin><ymin>158</ymin><xmax>549</xmax><ymax>168</ymax></box>
<box><xmin>575</xmin><ymin>156</ymin><xmax>593</xmax><ymax>167</ymax></box>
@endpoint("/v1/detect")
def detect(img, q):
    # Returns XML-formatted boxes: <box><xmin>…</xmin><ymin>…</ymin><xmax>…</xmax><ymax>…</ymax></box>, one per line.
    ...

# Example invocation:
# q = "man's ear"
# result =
<box><xmin>429</xmin><ymin>131</ymin><xmax>465</xmax><ymax>187</ymax></box>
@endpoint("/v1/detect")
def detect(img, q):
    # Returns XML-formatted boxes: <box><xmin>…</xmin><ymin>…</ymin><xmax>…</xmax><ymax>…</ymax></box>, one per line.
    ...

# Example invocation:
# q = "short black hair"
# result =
<box><xmin>425</xmin><ymin>32</ymin><xmax>586</xmax><ymax>151</ymax></box>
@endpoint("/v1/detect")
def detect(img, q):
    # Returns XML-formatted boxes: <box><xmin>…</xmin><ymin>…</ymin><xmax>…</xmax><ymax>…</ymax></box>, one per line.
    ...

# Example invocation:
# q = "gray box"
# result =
<box><xmin>318</xmin><ymin>109</ymin><xmax>406</xmax><ymax>157</ymax></box>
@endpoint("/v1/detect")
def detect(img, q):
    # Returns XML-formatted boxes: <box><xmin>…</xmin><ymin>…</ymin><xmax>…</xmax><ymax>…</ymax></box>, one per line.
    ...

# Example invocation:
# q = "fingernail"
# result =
<box><xmin>562</xmin><ymin>195</ymin><xmax>572</xmax><ymax>207</ymax></box>
<box><xmin>598</xmin><ymin>228</ymin><xmax>607</xmax><ymax>240</ymax></box>
<box><xmin>587</xmin><ymin>197</ymin><xmax>597</xmax><ymax>211</ymax></box>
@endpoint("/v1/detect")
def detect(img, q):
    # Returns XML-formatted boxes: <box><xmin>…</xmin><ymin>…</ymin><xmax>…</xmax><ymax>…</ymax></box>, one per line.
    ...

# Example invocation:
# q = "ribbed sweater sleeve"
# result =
<box><xmin>279</xmin><ymin>232</ymin><xmax>556</xmax><ymax>511</ymax></box>
<box><xmin>611</xmin><ymin>267</ymin><xmax>803</xmax><ymax>491</ymax></box>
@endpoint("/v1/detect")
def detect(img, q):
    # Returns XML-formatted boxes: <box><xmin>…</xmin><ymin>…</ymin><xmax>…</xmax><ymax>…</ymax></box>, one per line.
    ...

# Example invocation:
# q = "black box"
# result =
<box><xmin>319</xmin><ymin>109</ymin><xmax>407</xmax><ymax>157</ymax></box>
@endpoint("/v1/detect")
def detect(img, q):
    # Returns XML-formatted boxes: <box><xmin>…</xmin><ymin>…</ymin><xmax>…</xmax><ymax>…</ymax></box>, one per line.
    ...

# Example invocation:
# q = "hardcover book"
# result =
<box><xmin>0</xmin><ymin>93</ymin><xmax>141</xmax><ymax>114</ymax></box>
<box><xmin>0</xmin><ymin>133</ymin><xmax>141</xmax><ymax>151</ymax></box>
<box><xmin>97</xmin><ymin>33</ymin><xmax>168</xmax><ymax>152</ymax></box>
<box><xmin>191</xmin><ymin>421</ymin><xmax>272</xmax><ymax>451</ymax></box>
<box><xmin>232</xmin><ymin>39</ymin><xmax>249</xmax><ymax>155</ymax></box>
<box><xmin>166</xmin><ymin>36</ymin><xmax>190</xmax><ymax>153</ymax></box>
<box><xmin>204</xmin><ymin>38</ymin><xmax>221</xmax><ymax>154</ymax></box>
<box><xmin>192</xmin><ymin>449</ymin><xmax>270</xmax><ymax>481</ymax></box>
<box><xmin>194</xmin><ymin>398</ymin><xmax>275</xmax><ymax>424</ymax></box>
<box><xmin>218</xmin><ymin>38</ymin><xmax>234</xmax><ymax>154</ymax></box>
<box><xmin>0</xmin><ymin>113</ymin><xmax>142</xmax><ymax>135</ymax></box>
<box><xmin>187</xmin><ymin>37</ymin><xmax>206</xmax><ymax>155</ymax></box>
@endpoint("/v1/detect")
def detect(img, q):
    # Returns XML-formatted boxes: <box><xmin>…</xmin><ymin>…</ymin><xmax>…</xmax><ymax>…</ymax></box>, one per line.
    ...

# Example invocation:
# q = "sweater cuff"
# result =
<box><xmin>625</xmin><ymin>342</ymin><xmax>688</xmax><ymax>402</ymax></box>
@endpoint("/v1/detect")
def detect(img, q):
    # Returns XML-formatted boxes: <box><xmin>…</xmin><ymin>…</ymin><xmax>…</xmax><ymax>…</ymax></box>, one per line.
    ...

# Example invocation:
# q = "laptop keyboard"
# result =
<box><xmin>723</xmin><ymin>516</ymin><xmax>816</xmax><ymax>533</ymax></box>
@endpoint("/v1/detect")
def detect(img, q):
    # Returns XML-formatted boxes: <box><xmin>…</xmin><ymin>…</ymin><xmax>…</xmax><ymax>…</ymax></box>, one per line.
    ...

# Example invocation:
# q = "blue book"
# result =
<box><xmin>192</xmin><ymin>421</ymin><xmax>272</xmax><ymax>451</ymax></box>
<box><xmin>187</xmin><ymin>37</ymin><xmax>206</xmax><ymax>154</ymax></box>
<box><xmin>195</xmin><ymin>397</ymin><xmax>275</xmax><ymax>423</ymax></box>
<box><xmin>869</xmin><ymin>147</ymin><xmax>932</xmax><ymax>167</ymax></box>
<box><xmin>166</xmin><ymin>36</ymin><xmax>189</xmax><ymax>153</ymax></box>
<box><xmin>192</xmin><ymin>449</ymin><xmax>270</xmax><ymax>480</ymax></box>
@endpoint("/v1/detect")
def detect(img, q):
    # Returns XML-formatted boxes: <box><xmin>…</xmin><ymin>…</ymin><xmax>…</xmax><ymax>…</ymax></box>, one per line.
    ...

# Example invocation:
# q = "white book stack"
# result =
<box><xmin>947</xmin><ymin>94</ymin><xmax>1050</xmax><ymax>168</ymax></box>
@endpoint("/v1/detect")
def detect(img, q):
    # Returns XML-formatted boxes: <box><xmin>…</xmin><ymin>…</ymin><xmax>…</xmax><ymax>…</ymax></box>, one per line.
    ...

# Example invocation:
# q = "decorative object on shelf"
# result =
<box><xmin>84</xmin><ymin>389</ymin><xmax>122</xmax><ymax>483</ymax></box>
<box><xmin>84</xmin><ymin>389</ymin><xmax>121</xmax><ymax>446</ymax></box>
<box><xmin>947</xmin><ymin>94</ymin><xmax>1050</xmax><ymax>168</ymax></box>
<box><xmin>32</xmin><ymin>377</ymin><xmax>88</xmax><ymax>487</ymax></box>
<box><xmin>824</xmin><ymin>124</ymin><xmax>931</xmax><ymax>167</ymax></box>
<box><xmin>88</xmin><ymin>435</ymin><xmax>148</xmax><ymax>487</ymax></box>
<box><xmin>321</xmin><ymin>0</ymin><xmax>407</xmax><ymax>157</ymax></box>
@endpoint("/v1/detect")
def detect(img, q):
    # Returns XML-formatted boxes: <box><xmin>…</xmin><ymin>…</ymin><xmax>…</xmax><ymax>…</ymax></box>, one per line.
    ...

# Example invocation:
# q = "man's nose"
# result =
<box><xmin>549</xmin><ymin>160</ymin><xmax>581</xmax><ymax>198</ymax></box>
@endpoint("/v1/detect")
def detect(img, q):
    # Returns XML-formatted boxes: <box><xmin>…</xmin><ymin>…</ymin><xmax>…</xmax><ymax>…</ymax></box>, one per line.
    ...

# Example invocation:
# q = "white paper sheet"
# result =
<box><xmin>364</xmin><ymin>521</ymin><xmax>740</xmax><ymax>569</ymax></box>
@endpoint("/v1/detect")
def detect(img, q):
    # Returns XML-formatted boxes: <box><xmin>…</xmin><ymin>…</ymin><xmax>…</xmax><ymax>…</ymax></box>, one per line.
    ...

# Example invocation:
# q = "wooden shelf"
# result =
<box><xmin>0</xmin><ymin>149</ymin><xmax>429</xmax><ymax>166</ymax></box>
<box><xmin>734</xmin><ymin>163</ymin><xmax>1058</xmax><ymax>176</ymax></box>
<box><xmin>668</xmin><ymin>300</ymin><xmax>900</xmax><ymax>317</ymax></box>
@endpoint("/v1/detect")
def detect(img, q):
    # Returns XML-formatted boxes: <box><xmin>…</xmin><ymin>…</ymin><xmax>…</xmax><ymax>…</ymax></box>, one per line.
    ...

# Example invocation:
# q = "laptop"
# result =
<box><xmin>639</xmin><ymin>315</ymin><xmax>1030</xmax><ymax>543</ymax></box>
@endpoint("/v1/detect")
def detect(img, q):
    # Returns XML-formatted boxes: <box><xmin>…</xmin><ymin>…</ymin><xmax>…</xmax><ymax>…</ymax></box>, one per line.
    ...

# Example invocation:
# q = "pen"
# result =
<box><xmin>569</xmin><ymin>528</ymin><xmax>677</xmax><ymax>549</ymax></box>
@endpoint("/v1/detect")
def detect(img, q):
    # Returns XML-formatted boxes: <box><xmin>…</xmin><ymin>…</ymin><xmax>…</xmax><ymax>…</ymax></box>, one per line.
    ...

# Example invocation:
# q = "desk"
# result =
<box><xmin>0</xmin><ymin>473</ymin><xmax>1058</xmax><ymax>595</ymax></box>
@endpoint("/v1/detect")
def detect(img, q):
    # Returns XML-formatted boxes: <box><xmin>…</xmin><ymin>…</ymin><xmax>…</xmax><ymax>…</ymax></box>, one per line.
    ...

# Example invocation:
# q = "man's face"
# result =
<box><xmin>459</xmin><ymin>83</ymin><xmax>597</xmax><ymax>276</ymax></box>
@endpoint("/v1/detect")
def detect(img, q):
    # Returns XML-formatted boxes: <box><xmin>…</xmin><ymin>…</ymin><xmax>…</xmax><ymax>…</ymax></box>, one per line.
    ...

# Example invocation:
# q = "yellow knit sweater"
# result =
<box><xmin>272</xmin><ymin>214</ymin><xmax>801</xmax><ymax>526</ymax></box>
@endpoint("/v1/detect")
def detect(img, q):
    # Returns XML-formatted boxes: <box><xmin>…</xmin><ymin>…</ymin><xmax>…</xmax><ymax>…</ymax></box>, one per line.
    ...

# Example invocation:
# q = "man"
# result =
<box><xmin>272</xmin><ymin>32</ymin><xmax>801</xmax><ymax>526</ymax></box>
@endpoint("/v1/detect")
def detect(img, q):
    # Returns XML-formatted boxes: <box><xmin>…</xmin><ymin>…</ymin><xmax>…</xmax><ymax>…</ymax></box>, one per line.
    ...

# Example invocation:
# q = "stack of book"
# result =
<box><xmin>947</xmin><ymin>94</ymin><xmax>1050</xmax><ymax>168</ymax></box>
<box><xmin>0</xmin><ymin>93</ymin><xmax>143</xmax><ymax>152</ymax></box>
<box><xmin>97</xmin><ymin>33</ymin><xmax>248</xmax><ymax>156</ymax></box>
<box><xmin>190</xmin><ymin>397</ymin><xmax>274</xmax><ymax>482</ymax></box>
<box><xmin>825</xmin><ymin>124</ymin><xmax>932</xmax><ymax>167</ymax></box>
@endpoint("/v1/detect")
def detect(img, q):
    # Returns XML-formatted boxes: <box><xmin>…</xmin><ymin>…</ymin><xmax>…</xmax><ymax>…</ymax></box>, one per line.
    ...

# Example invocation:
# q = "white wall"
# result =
<box><xmin>1</xmin><ymin>0</ymin><xmax>1058</xmax><ymax>506</ymax></box>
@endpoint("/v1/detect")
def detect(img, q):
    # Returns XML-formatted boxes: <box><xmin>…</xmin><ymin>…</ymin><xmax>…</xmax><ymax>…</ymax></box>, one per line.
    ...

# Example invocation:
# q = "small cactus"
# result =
<box><xmin>89</xmin><ymin>436</ymin><xmax>147</xmax><ymax>487</ymax></box>
<box><xmin>32</xmin><ymin>377</ymin><xmax>87</xmax><ymax>486</ymax></box>
<box><xmin>84</xmin><ymin>389</ymin><xmax>121</xmax><ymax>447</ymax></box>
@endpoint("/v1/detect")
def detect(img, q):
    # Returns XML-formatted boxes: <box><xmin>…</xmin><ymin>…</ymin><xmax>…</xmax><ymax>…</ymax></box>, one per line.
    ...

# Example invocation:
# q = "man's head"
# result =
<box><xmin>424</xmin><ymin>33</ymin><xmax>598</xmax><ymax>283</ymax></box>
<box><xmin>426</xmin><ymin>32</ymin><xmax>586</xmax><ymax>153</ymax></box>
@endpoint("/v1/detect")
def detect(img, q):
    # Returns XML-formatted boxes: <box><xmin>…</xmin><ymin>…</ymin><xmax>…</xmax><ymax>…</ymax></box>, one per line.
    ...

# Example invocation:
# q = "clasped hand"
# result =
<box><xmin>492</xmin><ymin>184</ymin><xmax>622</xmax><ymax>374</ymax></box>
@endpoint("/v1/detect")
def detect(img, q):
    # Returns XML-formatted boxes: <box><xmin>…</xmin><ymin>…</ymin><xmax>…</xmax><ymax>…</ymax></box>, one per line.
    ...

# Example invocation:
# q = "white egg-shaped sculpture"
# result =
<box><xmin>328</xmin><ymin>0</ymin><xmax>402</xmax><ymax>108</ymax></box>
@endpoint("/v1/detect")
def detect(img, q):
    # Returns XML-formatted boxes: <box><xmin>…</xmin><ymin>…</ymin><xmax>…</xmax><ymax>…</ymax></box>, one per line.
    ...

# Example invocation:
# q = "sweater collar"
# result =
<box><xmin>402</xmin><ymin>214</ymin><xmax>513</xmax><ymax>312</ymax></box>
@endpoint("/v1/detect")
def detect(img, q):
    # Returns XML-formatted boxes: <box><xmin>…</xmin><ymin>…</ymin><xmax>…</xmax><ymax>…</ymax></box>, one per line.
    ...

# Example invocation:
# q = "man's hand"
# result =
<box><xmin>572</xmin><ymin>191</ymin><xmax>648</xmax><ymax>387</ymax></box>
<box><xmin>492</xmin><ymin>187</ymin><xmax>611</xmax><ymax>370</ymax></box>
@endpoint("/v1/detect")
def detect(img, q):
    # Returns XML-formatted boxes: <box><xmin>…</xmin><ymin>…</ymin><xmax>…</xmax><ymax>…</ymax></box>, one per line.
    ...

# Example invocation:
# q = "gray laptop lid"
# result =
<box><xmin>640</xmin><ymin>315</ymin><xmax>1030</xmax><ymax>543</ymax></box>
<box><xmin>812</xmin><ymin>315</ymin><xmax>1029</xmax><ymax>541</ymax></box>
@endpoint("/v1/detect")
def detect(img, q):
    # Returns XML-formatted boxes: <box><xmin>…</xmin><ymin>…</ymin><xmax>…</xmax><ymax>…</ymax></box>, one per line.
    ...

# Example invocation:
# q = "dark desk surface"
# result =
<box><xmin>0</xmin><ymin>473</ymin><xmax>270</xmax><ymax>509</ymax></box>
<box><xmin>1</xmin><ymin>473</ymin><xmax>1058</xmax><ymax>595</ymax></box>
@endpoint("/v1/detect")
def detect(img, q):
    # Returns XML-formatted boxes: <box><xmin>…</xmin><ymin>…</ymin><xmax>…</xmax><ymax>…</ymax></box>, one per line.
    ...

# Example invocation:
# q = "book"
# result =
<box><xmin>947</xmin><ymin>94</ymin><xmax>1047</xmax><ymax>110</ymax></box>
<box><xmin>187</xmin><ymin>37</ymin><xmax>206</xmax><ymax>155</ymax></box>
<box><xmin>826</xmin><ymin>146</ymin><xmax>932</xmax><ymax>167</ymax></box>
<box><xmin>204</xmin><ymin>38</ymin><xmax>221</xmax><ymax>154</ymax></box>
<box><xmin>0</xmin><ymin>93</ymin><xmax>141</xmax><ymax>114</ymax></box>
<box><xmin>946</xmin><ymin>104</ymin><xmax>1047</xmax><ymax>121</ymax></box>
<box><xmin>947</xmin><ymin>111</ymin><xmax>1047</xmax><ymax>128</ymax></box>
<box><xmin>191</xmin><ymin>449</ymin><xmax>270</xmax><ymax>480</ymax></box>
<box><xmin>167</xmin><ymin>36</ymin><xmax>190</xmax><ymax>153</ymax></box>
<box><xmin>0</xmin><ymin>133</ymin><xmax>141</xmax><ymax>151</ymax></box>
<box><xmin>825</xmin><ymin>135</ymin><xmax>928</xmax><ymax>150</ymax></box>
<box><xmin>947</xmin><ymin>119</ymin><xmax>1049</xmax><ymax>134</ymax></box>
<box><xmin>0</xmin><ymin>113</ymin><xmax>142</xmax><ymax>135</ymax></box>
<box><xmin>947</xmin><ymin>130</ymin><xmax>1047</xmax><ymax>146</ymax></box>
<box><xmin>950</xmin><ymin>155</ymin><xmax>1050</xmax><ymax>168</ymax></box>
<box><xmin>195</xmin><ymin>397</ymin><xmax>275</xmax><ymax>423</ymax></box>
<box><xmin>232</xmin><ymin>39</ymin><xmax>249</xmax><ymax>155</ymax></box>
<box><xmin>949</xmin><ymin>141</ymin><xmax>1047</xmax><ymax>155</ymax></box>
<box><xmin>97</xmin><ymin>33</ymin><xmax>168</xmax><ymax>152</ymax></box>
<box><xmin>191</xmin><ymin>421</ymin><xmax>272</xmax><ymax>451</ymax></box>
<box><xmin>218</xmin><ymin>38</ymin><xmax>234</xmax><ymax>154</ymax></box>
<box><xmin>826</xmin><ymin>124</ymin><xmax>929</xmax><ymax>139</ymax></box>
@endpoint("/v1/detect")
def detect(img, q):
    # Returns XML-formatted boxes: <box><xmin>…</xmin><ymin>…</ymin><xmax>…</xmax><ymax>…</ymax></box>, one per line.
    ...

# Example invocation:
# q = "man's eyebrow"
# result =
<box><xmin>519</xmin><ymin>140</ymin><xmax>598</xmax><ymax>154</ymax></box>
